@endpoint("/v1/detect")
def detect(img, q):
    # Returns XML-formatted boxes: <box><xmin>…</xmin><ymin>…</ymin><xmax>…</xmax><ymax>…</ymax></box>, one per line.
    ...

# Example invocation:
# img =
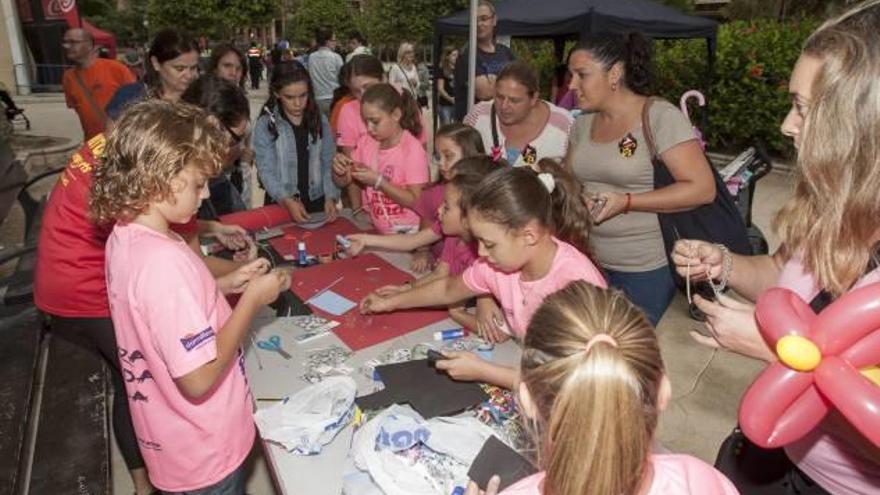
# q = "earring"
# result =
<box><xmin>611</xmin><ymin>82</ymin><xmax>619</xmax><ymax>92</ymax></box>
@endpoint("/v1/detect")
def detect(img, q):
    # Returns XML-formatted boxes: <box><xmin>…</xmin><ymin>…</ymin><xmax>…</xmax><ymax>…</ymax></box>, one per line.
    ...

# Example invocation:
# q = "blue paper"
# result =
<box><xmin>309</xmin><ymin>290</ymin><xmax>356</xmax><ymax>316</ymax></box>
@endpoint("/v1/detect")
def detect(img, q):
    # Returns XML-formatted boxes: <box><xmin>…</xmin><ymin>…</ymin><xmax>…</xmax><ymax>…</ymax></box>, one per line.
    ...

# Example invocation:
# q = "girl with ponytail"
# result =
<box><xmin>332</xmin><ymin>83</ymin><xmax>430</xmax><ymax>234</ymax></box>
<box><xmin>361</xmin><ymin>159</ymin><xmax>606</xmax><ymax>389</ymax></box>
<box><xmin>482</xmin><ymin>281</ymin><xmax>738</xmax><ymax>495</ymax></box>
<box><xmin>565</xmin><ymin>31</ymin><xmax>716</xmax><ymax>326</ymax></box>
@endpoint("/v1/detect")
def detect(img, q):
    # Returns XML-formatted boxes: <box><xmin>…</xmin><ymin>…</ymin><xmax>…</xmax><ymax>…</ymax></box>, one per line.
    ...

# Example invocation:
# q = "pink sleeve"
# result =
<box><xmin>461</xmin><ymin>259</ymin><xmax>495</xmax><ymax>295</ymax></box>
<box><xmin>337</xmin><ymin>102</ymin><xmax>361</xmax><ymax>148</ymax></box>
<box><xmin>463</xmin><ymin>106</ymin><xmax>481</xmax><ymax>127</ymax></box>
<box><xmin>403</xmin><ymin>140</ymin><xmax>430</xmax><ymax>183</ymax></box>
<box><xmin>136</xmin><ymin>252</ymin><xmax>217</xmax><ymax>378</ymax></box>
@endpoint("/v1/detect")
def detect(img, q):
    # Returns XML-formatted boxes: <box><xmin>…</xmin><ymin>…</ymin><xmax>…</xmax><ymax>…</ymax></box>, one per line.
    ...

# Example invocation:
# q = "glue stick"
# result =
<box><xmin>297</xmin><ymin>242</ymin><xmax>307</xmax><ymax>266</ymax></box>
<box><xmin>433</xmin><ymin>328</ymin><xmax>466</xmax><ymax>341</ymax></box>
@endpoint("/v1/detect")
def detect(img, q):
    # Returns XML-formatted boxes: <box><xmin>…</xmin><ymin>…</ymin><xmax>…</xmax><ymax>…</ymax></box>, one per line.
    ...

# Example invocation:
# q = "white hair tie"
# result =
<box><xmin>537</xmin><ymin>172</ymin><xmax>556</xmax><ymax>194</ymax></box>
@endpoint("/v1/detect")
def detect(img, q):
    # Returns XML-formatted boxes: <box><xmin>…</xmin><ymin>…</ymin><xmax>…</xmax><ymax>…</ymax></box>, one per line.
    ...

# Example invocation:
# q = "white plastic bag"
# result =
<box><xmin>253</xmin><ymin>376</ymin><xmax>356</xmax><ymax>454</ymax></box>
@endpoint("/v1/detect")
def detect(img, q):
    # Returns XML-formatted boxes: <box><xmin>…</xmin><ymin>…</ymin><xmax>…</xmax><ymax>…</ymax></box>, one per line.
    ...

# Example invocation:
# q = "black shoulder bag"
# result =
<box><xmin>641</xmin><ymin>97</ymin><xmax>752</xmax><ymax>287</ymax></box>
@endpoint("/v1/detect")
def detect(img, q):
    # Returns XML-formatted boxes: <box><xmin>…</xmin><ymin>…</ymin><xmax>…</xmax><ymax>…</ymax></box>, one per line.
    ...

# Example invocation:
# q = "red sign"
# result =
<box><xmin>42</xmin><ymin>0</ymin><xmax>81</xmax><ymax>26</ymax></box>
<box><xmin>16</xmin><ymin>0</ymin><xmax>33</xmax><ymax>23</ymax></box>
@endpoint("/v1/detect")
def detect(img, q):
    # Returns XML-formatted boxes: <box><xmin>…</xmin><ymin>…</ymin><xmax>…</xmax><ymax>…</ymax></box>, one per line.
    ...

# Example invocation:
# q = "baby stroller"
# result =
<box><xmin>679</xmin><ymin>90</ymin><xmax>773</xmax><ymax>256</ymax></box>
<box><xmin>680</xmin><ymin>91</ymin><xmax>773</xmax><ymax>320</ymax></box>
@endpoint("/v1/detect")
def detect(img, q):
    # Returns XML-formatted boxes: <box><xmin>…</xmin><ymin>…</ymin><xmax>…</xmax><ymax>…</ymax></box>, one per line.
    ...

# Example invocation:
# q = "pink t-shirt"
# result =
<box><xmin>336</xmin><ymin>99</ymin><xmax>428</xmax><ymax>149</ymax></box>
<box><xmin>775</xmin><ymin>255</ymin><xmax>880</xmax><ymax>495</ymax></box>
<box><xmin>439</xmin><ymin>236</ymin><xmax>478</xmax><ymax>276</ymax></box>
<box><xmin>501</xmin><ymin>454</ymin><xmax>739</xmax><ymax>495</ymax></box>
<box><xmin>106</xmin><ymin>222</ymin><xmax>255</xmax><ymax>492</ymax></box>
<box><xmin>461</xmin><ymin>238</ymin><xmax>606</xmax><ymax>338</ymax></box>
<box><xmin>414</xmin><ymin>184</ymin><xmax>446</xmax><ymax>258</ymax></box>
<box><xmin>353</xmin><ymin>131</ymin><xmax>429</xmax><ymax>234</ymax></box>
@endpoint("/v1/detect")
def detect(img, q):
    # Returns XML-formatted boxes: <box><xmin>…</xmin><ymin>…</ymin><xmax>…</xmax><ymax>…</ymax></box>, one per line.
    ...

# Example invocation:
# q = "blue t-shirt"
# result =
<box><xmin>105</xmin><ymin>82</ymin><xmax>147</xmax><ymax>121</ymax></box>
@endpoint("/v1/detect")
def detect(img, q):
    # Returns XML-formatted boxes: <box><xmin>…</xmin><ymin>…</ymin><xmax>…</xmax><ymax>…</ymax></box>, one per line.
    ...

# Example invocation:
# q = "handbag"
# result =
<box><xmin>641</xmin><ymin>97</ymin><xmax>751</xmax><ymax>287</ymax></box>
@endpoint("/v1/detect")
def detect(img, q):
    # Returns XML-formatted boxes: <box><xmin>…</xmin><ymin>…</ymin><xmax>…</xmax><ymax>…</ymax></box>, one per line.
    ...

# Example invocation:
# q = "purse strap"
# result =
<box><xmin>640</xmin><ymin>96</ymin><xmax>660</xmax><ymax>160</ymax></box>
<box><xmin>72</xmin><ymin>69</ymin><xmax>108</xmax><ymax>128</ymax></box>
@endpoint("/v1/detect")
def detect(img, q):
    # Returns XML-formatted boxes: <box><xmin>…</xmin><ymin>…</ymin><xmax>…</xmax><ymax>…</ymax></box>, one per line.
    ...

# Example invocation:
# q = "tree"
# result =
<box><xmin>146</xmin><ymin>0</ymin><xmax>276</xmax><ymax>40</ymax></box>
<box><xmin>288</xmin><ymin>0</ymin><xmax>359</xmax><ymax>45</ymax></box>
<box><xmin>360</xmin><ymin>0</ymin><xmax>467</xmax><ymax>46</ymax></box>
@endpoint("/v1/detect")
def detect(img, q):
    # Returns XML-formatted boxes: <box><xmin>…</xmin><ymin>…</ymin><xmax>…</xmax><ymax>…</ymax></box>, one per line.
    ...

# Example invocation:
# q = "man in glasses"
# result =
<box><xmin>453</xmin><ymin>0</ymin><xmax>515</xmax><ymax>121</ymax></box>
<box><xmin>61</xmin><ymin>28</ymin><xmax>135</xmax><ymax>140</ymax></box>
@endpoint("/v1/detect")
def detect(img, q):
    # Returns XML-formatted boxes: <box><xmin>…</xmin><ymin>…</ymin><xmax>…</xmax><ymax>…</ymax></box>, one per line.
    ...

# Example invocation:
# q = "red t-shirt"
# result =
<box><xmin>35</xmin><ymin>135</ymin><xmax>113</xmax><ymax>317</ymax></box>
<box><xmin>35</xmin><ymin>135</ymin><xmax>204</xmax><ymax>317</ymax></box>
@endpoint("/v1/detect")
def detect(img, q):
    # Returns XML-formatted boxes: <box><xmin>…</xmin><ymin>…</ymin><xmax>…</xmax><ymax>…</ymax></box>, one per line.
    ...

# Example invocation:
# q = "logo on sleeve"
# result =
<box><xmin>180</xmin><ymin>327</ymin><xmax>216</xmax><ymax>351</ymax></box>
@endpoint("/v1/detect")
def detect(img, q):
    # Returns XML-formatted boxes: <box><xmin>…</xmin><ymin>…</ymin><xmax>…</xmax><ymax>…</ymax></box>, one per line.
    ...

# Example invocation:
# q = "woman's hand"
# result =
<box><xmin>590</xmin><ymin>191</ymin><xmax>628</xmax><ymax>224</ymax></box>
<box><xmin>243</xmin><ymin>268</ymin><xmax>292</xmax><ymax>307</ymax></box>
<box><xmin>232</xmin><ymin>236</ymin><xmax>258</xmax><ymax>262</ymax></box>
<box><xmin>672</xmin><ymin>239</ymin><xmax>725</xmax><ymax>281</ymax></box>
<box><xmin>324</xmin><ymin>198</ymin><xmax>338</xmax><ymax>223</ymax></box>
<box><xmin>345</xmin><ymin>233</ymin><xmax>369</xmax><ymax>256</ymax></box>
<box><xmin>360</xmin><ymin>291</ymin><xmax>397</xmax><ymax>314</ymax></box>
<box><xmin>332</xmin><ymin>153</ymin><xmax>353</xmax><ymax>186</ymax></box>
<box><xmin>410</xmin><ymin>250</ymin><xmax>434</xmax><ymax>273</ymax></box>
<box><xmin>434</xmin><ymin>351</ymin><xmax>490</xmax><ymax>382</ymax></box>
<box><xmin>350</xmin><ymin>164</ymin><xmax>379</xmax><ymax>187</ymax></box>
<box><xmin>375</xmin><ymin>284</ymin><xmax>409</xmax><ymax>297</ymax></box>
<box><xmin>475</xmin><ymin>298</ymin><xmax>510</xmax><ymax>344</ymax></box>
<box><xmin>217</xmin><ymin>258</ymin><xmax>271</xmax><ymax>294</ymax></box>
<box><xmin>285</xmin><ymin>198</ymin><xmax>311</xmax><ymax>223</ymax></box>
<box><xmin>465</xmin><ymin>477</ymin><xmax>500</xmax><ymax>495</ymax></box>
<box><xmin>690</xmin><ymin>293</ymin><xmax>775</xmax><ymax>361</ymax></box>
<box><xmin>212</xmin><ymin>223</ymin><xmax>250</xmax><ymax>251</ymax></box>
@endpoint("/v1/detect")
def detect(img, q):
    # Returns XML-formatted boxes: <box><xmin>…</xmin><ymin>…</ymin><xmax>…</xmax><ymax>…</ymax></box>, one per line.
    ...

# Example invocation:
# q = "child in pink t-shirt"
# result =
<box><xmin>466</xmin><ymin>282</ymin><xmax>738</xmax><ymax>495</ymax></box>
<box><xmin>92</xmin><ymin>101</ymin><xmax>290</xmax><ymax>493</ymax></box>
<box><xmin>332</xmin><ymin>83</ymin><xmax>428</xmax><ymax>234</ymax></box>
<box><xmin>345</xmin><ymin>156</ymin><xmax>498</xmax><ymax>330</ymax></box>
<box><xmin>361</xmin><ymin>159</ymin><xmax>606</xmax><ymax>389</ymax></box>
<box><xmin>410</xmin><ymin>123</ymin><xmax>485</xmax><ymax>272</ymax></box>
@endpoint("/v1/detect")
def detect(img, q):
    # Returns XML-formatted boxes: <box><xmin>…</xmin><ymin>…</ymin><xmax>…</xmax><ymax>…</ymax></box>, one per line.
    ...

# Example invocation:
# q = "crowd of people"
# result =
<box><xmin>38</xmin><ymin>0</ymin><xmax>880</xmax><ymax>493</ymax></box>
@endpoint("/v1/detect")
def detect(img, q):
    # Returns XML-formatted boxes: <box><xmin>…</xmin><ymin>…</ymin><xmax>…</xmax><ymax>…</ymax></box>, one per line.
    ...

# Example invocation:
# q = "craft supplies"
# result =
<box><xmin>301</xmin><ymin>345</ymin><xmax>353</xmax><ymax>384</ymax></box>
<box><xmin>256</xmin><ymin>335</ymin><xmax>292</xmax><ymax>359</ymax></box>
<box><xmin>336</xmin><ymin>234</ymin><xmax>353</xmax><ymax>250</ymax></box>
<box><xmin>434</xmin><ymin>328</ymin><xmax>466</xmax><ymax>341</ymax></box>
<box><xmin>297</xmin><ymin>242</ymin><xmax>308</xmax><ymax>266</ymax></box>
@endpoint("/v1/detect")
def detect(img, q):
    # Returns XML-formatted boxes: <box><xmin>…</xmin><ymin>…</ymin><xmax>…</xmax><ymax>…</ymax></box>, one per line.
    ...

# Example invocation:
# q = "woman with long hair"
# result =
<box><xmin>673</xmin><ymin>2</ymin><xmax>880</xmax><ymax>492</ymax></box>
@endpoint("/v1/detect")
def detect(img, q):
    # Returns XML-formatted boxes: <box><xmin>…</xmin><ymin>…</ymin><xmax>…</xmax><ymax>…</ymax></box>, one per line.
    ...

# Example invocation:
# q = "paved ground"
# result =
<box><xmin>4</xmin><ymin>90</ymin><xmax>795</xmax><ymax>494</ymax></box>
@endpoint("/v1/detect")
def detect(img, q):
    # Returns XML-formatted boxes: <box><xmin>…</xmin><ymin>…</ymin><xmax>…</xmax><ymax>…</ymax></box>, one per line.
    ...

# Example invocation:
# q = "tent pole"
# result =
<box><xmin>703</xmin><ymin>36</ymin><xmax>715</xmax><ymax>135</ymax></box>
<box><xmin>432</xmin><ymin>32</ymin><xmax>442</xmax><ymax>135</ymax></box>
<box><xmin>467</xmin><ymin>0</ymin><xmax>478</xmax><ymax>115</ymax></box>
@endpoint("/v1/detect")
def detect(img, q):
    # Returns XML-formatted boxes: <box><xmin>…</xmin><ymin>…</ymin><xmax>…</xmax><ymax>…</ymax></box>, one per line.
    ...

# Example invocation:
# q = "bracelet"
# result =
<box><xmin>624</xmin><ymin>193</ymin><xmax>632</xmax><ymax>214</ymax></box>
<box><xmin>374</xmin><ymin>174</ymin><xmax>384</xmax><ymax>190</ymax></box>
<box><xmin>715</xmin><ymin>244</ymin><xmax>732</xmax><ymax>292</ymax></box>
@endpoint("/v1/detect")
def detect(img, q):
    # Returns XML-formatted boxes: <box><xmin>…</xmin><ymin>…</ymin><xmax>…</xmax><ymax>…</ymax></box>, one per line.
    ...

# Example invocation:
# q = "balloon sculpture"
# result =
<box><xmin>739</xmin><ymin>283</ymin><xmax>880</xmax><ymax>449</ymax></box>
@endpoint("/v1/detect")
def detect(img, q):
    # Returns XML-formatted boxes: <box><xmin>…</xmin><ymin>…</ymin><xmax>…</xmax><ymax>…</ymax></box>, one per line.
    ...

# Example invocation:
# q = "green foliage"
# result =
<box><xmin>79</xmin><ymin>0</ymin><xmax>149</xmax><ymax>45</ymax></box>
<box><xmin>146</xmin><ymin>0</ymin><xmax>275</xmax><ymax>40</ymax></box>
<box><xmin>360</xmin><ymin>0</ymin><xmax>467</xmax><ymax>45</ymax></box>
<box><xmin>654</xmin><ymin>18</ymin><xmax>820</xmax><ymax>156</ymax></box>
<box><xmin>288</xmin><ymin>0</ymin><xmax>359</xmax><ymax>45</ymax></box>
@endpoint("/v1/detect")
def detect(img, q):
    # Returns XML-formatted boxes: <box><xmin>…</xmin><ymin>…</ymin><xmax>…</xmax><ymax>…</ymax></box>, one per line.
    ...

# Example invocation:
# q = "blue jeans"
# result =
<box><xmin>606</xmin><ymin>265</ymin><xmax>676</xmax><ymax>327</ymax></box>
<box><xmin>163</xmin><ymin>463</ymin><xmax>246</xmax><ymax>495</ymax></box>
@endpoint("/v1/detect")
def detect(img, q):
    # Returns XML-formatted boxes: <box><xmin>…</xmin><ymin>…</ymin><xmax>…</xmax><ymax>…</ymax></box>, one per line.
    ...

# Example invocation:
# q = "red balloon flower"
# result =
<box><xmin>738</xmin><ymin>283</ymin><xmax>880</xmax><ymax>448</ymax></box>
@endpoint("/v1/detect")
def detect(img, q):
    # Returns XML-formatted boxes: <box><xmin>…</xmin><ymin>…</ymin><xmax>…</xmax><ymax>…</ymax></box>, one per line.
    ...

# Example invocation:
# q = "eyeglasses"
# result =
<box><xmin>62</xmin><ymin>39</ymin><xmax>89</xmax><ymax>47</ymax></box>
<box><xmin>224</xmin><ymin>122</ymin><xmax>247</xmax><ymax>145</ymax></box>
<box><xmin>477</xmin><ymin>15</ymin><xmax>495</xmax><ymax>22</ymax></box>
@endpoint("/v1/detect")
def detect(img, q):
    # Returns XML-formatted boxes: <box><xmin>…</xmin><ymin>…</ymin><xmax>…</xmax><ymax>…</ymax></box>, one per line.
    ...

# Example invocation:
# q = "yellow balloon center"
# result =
<box><xmin>777</xmin><ymin>335</ymin><xmax>822</xmax><ymax>372</ymax></box>
<box><xmin>862</xmin><ymin>366</ymin><xmax>880</xmax><ymax>386</ymax></box>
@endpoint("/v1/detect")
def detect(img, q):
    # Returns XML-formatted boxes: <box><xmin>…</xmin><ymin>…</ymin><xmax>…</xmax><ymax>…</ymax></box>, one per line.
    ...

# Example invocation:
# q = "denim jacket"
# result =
<box><xmin>252</xmin><ymin>107</ymin><xmax>339</xmax><ymax>203</ymax></box>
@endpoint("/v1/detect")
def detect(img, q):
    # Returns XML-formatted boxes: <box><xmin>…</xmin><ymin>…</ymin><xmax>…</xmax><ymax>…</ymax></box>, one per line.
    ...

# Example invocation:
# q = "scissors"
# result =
<box><xmin>256</xmin><ymin>335</ymin><xmax>292</xmax><ymax>359</ymax></box>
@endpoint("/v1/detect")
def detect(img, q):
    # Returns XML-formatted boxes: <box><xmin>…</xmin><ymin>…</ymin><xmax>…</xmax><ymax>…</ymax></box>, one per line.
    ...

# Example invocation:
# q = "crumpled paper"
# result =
<box><xmin>254</xmin><ymin>376</ymin><xmax>356</xmax><ymax>454</ymax></box>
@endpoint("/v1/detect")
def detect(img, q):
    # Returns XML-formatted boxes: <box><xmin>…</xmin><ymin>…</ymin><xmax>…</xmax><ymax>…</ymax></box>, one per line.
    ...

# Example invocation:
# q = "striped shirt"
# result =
<box><xmin>464</xmin><ymin>100</ymin><xmax>573</xmax><ymax>167</ymax></box>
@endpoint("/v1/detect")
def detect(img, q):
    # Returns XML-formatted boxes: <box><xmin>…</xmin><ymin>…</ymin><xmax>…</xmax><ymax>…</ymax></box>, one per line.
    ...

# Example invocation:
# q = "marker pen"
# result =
<box><xmin>433</xmin><ymin>328</ymin><xmax>466</xmax><ymax>341</ymax></box>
